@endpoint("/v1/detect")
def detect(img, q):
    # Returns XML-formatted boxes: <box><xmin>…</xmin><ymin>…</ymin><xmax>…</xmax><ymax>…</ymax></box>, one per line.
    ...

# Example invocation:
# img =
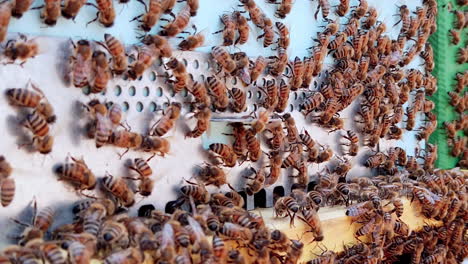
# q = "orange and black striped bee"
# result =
<box><xmin>55</xmin><ymin>156</ymin><xmax>96</xmax><ymax>191</ymax></box>
<box><xmin>101</xmin><ymin>173</ymin><xmax>135</xmax><ymax>207</ymax></box>
<box><xmin>209</xmin><ymin>143</ymin><xmax>238</xmax><ymax>167</ymax></box>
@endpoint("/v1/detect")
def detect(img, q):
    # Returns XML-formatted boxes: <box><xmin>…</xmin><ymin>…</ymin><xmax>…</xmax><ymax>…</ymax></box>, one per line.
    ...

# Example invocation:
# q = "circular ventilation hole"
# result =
<box><xmin>122</xmin><ymin>74</ymin><xmax>128</xmax><ymax>81</ymax></box>
<box><xmin>156</xmin><ymin>87</ymin><xmax>163</xmax><ymax>97</ymax></box>
<box><xmin>182</xmin><ymin>58</ymin><xmax>188</xmax><ymax>66</ymax></box>
<box><xmin>285</xmin><ymin>67</ymin><xmax>290</xmax><ymax>75</ymax></box>
<box><xmin>136</xmin><ymin>102</ymin><xmax>144</xmax><ymax>112</ymax></box>
<box><xmin>247</xmin><ymin>91</ymin><xmax>252</xmax><ymax>99</ymax></box>
<box><xmin>253</xmin><ymin>104</ymin><xmax>258</xmax><ymax>111</ymax></box>
<box><xmin>205</xmin><ymin>61</ymin><xmax>211</xmax><ymax>70</ymax></box>
<box><xmin>289</xmin><ymin>104</ymin><xmax>294</xmax><ymax>112</ymax></box>
<box><xmin>193</xmin><ymin>59</ymin><xmax>199</xmax><ymax>69</ymax></box>
<box><xmin>182</xmin><ymin>89</ymin><xmax>189</xmax><ymax>97</ymax></box>
<box><xmin>138</xmin><ymin>75</ymin><xmax>143</xmax><ymax>81</ymax></box>
<box><xmin>128</xmin><ymin>55</ymin><xmax>135</xmax><ymax>64</ymax></box>
<box><xmin>232</xmin><ymin>77</ymin><xmax>237</xmax><ymax>85</ymax></box>
<box><xmin>163</xmin><ymin>101</ymin><xmax>170</xmax><ymax>110</ymax></box>
<box><xmin>169</xmin><ymin>89</ymin><xmax>176</xmax><ymax>97</ymax></box>
<box><xmin>149</xmin><ymin>102</ymin><xmax>157</xmax><ymax>112</ymax></box>
<box><xmin>143</xmin><ymin>86</ymin><xmax>150</xmax><ymax>97</ymax></box>
<box><xmin>82</xmin><ymin>86</ymin><xmax>91</xmax><ymax>95</ymax></box>
<box><xmin>257</xmin><ymin>91</ymin><xmax>262</xmax><ymax>99</ymax></box>
<box><xmin>129</xmin><ymin>86</ymin><xmax>136</xmax><ymax>96</ymax></box>
<box><xmin>157</xmin><ymin>58</ymin><xmax>163</xmax><ymax>66</ymax></box>
<box><xmin>114</xmin><ymin>85</ymin><xmax>122</xmax><ymax>96</ymax></box>
<box><xmin>150</xmin><ymin>71</ymin><xmax>157</xmax><ymax>81</ymax></box>
<box><xmin>189</xmin><ymin>73</ymin><xmax>194</xmax><ymax>81</ymax></box>
<box><xmin>294</xmin><ymin>92</ymin><xmax>298</xmax><ymax>100</ymax></box>
<box><xmin>100</xmin><ymin>90</ymin><xmax>106</xmax><ymax>96</ymax></box>
<box><xmin>302</xmin><ymin>92</ymin><xmax>307</xmax><ymax>98</ymax></box>
<box><xmin>122</xmin><ymin>102</ymin><xmax>129</xmax><ymax>112</ymax></box>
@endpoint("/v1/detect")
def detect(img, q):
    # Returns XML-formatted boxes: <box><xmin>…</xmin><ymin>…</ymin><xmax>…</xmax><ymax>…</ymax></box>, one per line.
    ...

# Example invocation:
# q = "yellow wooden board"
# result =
<box><xmin>87</xmin><ymin>197</ymin><xmax>440</xmax><ymax>263</ymax></box>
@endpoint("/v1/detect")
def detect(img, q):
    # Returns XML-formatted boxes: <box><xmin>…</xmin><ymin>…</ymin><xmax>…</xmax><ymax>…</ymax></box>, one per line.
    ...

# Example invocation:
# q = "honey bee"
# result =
<box><xmin>206</xmin><ymin>76</ymin><xmax>229</xmax><ymax>111</ymax></box>
<box><xmin>131</xmin><ymin>0</ymin><xmax>162</xmax><ymax>32</ymax></box>
<box><xmin>209</xmin><ymin>143</ymin><xmax>238</xmax><ymax>167</ymax></box>
<box><xmin>336</xmin><ymin>0</ymin><xmax>349</xmax><ymax>16</ymax></box>
<box><xmin>103</xmin><ymin>247</ymin><xmax>142</xmax><ymax>264</ymax></box>
<box><xmin>160</xmin><ymin>5</ymin><xmax>191</xmax><ymax>37</ymax></box>
<box><xmin>226</xmin><ymin>249</ymin><xmax>246</xmax><ymax>264</ymax></box>
<box><xmin>364</xmin><ymin>152</ymin><xmax>386</xmax><ymax>168</ymax></box>
<box><xmin>180</xmin><ymin>180</ymin><xmax>210</xmax><ymax>203</ymax></box>
<box><xmin>150</xmin><ymin>102</ymin><xmax>181</xmax><ymax>136</ymax></box>
<box><xmin>341</xmin><ymin>130</ymin><xmax>358</xmax><ymax>156</ymax></box>
<box><xmin>61</xmin><ymin>0</ymin><xmax>86</xmax><ymax>19</ymax></box>
<box><xmin>178</xmin><ymin>31</ymin><xmax>205</xmax><ymax>51</ymax></box>
<box><xmin>4</xmin><ymin>36</ymin><xmax>38</xmax><ymax>64</ymax></box>
<box><xmin>1</xmin><ymin>178</ymin><xmax>15</xmax><ymax>207</ymax></box>
<box><xmin>353</xmin><ymin>0</ymin><xmax>368</xmax><ymax>18</ymax></box>
<box><xmin>449</xmin><ymin>29</ymin><xmax>460</xmax><ymax>45</ymax></box>
<box><xmin>211</xmin><ymin>46</ymin><xmax>236</xmax><ymax>74</ymax></box>
<box><xmin>229</xmin><ymin>88</ymin><xmax>247</xmax><ymax>113</ymax></box>
<box><xmin>405</xmin><ymin>106</ymin><xmax>416</xmax><ymax>131</ymax></box>
<box><xmin>220</xmin><ymin>222</ymin><xmax>252</xmax><ymax>241</ymax></box>
<box><xmin>128</xmin><ymin>157</ymin><xmax>153</xmax><ymax>180</ymax></box>
<box><xmin>240</xmin><ymin>0</ymin><xmax>264</xmax><ymax>28</ymax></box>
<box><xmin>0</xmin><ymin>156</ymin><xmax>12</xmax><ymax>180</ymax></box>
<box><xmin>290</xmin><ymin>56</ymin><xmax>304</xmax><ymax>90</ymax></box>
<box><xmin>449</xmin><ymin>136</ymin><xmax>466</xmax><ymax>157</ymax></box>
<box><xmin>99</xmin><ymin>219</ymin><xmax>129</xmax><ymax>250</ymax></box>
<box><xmin>101</xmin><ymin>173</ymin><xmax>135</xmax><ymax>207</ymax></box>
<box><xmin>186</xmin><ymin>0</ymin><xmax>198</xmax><ymax>16</ymax></box>
<box><xmin>141</xmin><ymin>136</ymin><xmax>170</xmax><ymax>156</ymax></box>
<box><xmin>274</xmin><ymin>196</ymin><xmax>299</xmax><ymax>223</ymax></box>
<box><xmin>276</xmin><ymin>79</ymin><xmax>290</xmax><ymax>112</ymax></box>
<box><xmin>127</xmin><ymin>45</ymin><xmax>158</xmax><ymax>80</ymax></box>
<box><xmin>165</xmin><ymin>58</ymin><xmax>189</xmax><ymax>94</ymax></box>
<box><xmin>187</xmin><ymin>81</ymin><xmax>210</xmax><ymax>106</ymax></box>
<box><xmin>96</xmin><ymin>34</ymin><xmax>127</xmax><ymax>75</ymax></box>
<box><xmin>300</xmin><ymin>92</ymin><xmax>324</xmax><ymax>115</ymax></box>
<box><xmin>34</xmin><ymin>0</ymin><xmax>60</xmax><ymax>26</ymax></box>
<box><xmin>244</xmin><ymin>129</ymin><xmax>261</xmax><ymax>162</ymax></box>
<box><xmin>282</xmin><ymin>113</ymin><xmax>299</xmax><ymax>144</ymax></box>
<box><xmin>12</xmin><ymin>202</ymin><xmax>55</xmax><ymax>246</ymax></box>
<box><xmin>258</xmin><ymin>17</ymin><xmax>274</xmax><ymax>48</ymax></box>
<box><xmin>269</xmin><ymin>47</ymin><xmax>288</xmax><ymax>76</ymax></box>
<box><xmin>86</xmin><ymin>0</ymin><xmax>115</xmax><ymax>27</ymax></box>
<box><xmin>299</xmin><ymin>209</ymin><xmax>323</xmax><ymax>242</ymax></box>
<box><xmin>314</xmin><ymin>0</ymin><xmax>330</xmax><ymax>19</ymax></box>
<box><xmin>89</xmin><ymin>51</ymin><xmax>111</xmax><ymax>94</ymax></box>
<box><xmin>249</xmin><ymin>56</ymin><xmax>266</xmax><ymax>84</ymax></box>
<box><xmin>214</xmin><ymin>13</ymin><xmax>236</xmax><ymax>46</ymax></box>
<box><xmin>244</xmin><ymin>167</ymin><xmax>265</xmax><ymax>196</ymax></box>
<box><xmin>109</xmin><ymin>130</ymin><xmax>144</xmax><ymax>152</ymax></box>
<box><xmin>22</xmin><ymin>110</ymin><xmax>49</xmax><ymax>139</ymax></box>
<box><xmin>70</xmin><ymin>39</ymin><xmax>92</xmax><ymax>88</ymax></box>
<box><xmin>7</xmin><ymin>84</ymin><xmax>56</xmax><ymax>123</ymax></box>
<box><xmin>224</xmin><ymin>122</ymin><xmax>247</xmax><ymax>158</ymax></box>
<box><xmin>0</xmin><ymin>2</ymin><xmax>12</xmax><ymax>43</ymax></box>
<box><xmin>55</xmin><ymin>156</ymin><xmax>96</xmax><ymax>191</ymax></box>
<box><xmin>186</xmin><ymin>105</ymin><xmax>211</xmax><ymax>138</ymax></box>
<box><xmin>362</xmin><ymin>7</ymin><xmax>377</xmax><ymax>29</ymax></box>
<box><xmin>196</xmin><ymin>164</ymin><xmax>227</xmax><ymax>188</ymax></box>
<box><xmin>39</xmin><ymin>243</ymin><xmax>67</xmax><ymax>264</ymax></box>
<box><xmin>10</xmin><ymin>0</ymin><xmax>33</xmax><ymax>18</ymax></box>
<box><xmin>68</xmin><ymin>241</ymin><xmax>93</xmax><ymax>264</ymax></box>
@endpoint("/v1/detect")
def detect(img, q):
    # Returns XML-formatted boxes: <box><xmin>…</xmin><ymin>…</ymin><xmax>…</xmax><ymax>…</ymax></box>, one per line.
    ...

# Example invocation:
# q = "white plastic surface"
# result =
<box><xmin>0</xmin><ymin>0</ymin><xmax>426</xmax><ymax>249</ymax></box>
